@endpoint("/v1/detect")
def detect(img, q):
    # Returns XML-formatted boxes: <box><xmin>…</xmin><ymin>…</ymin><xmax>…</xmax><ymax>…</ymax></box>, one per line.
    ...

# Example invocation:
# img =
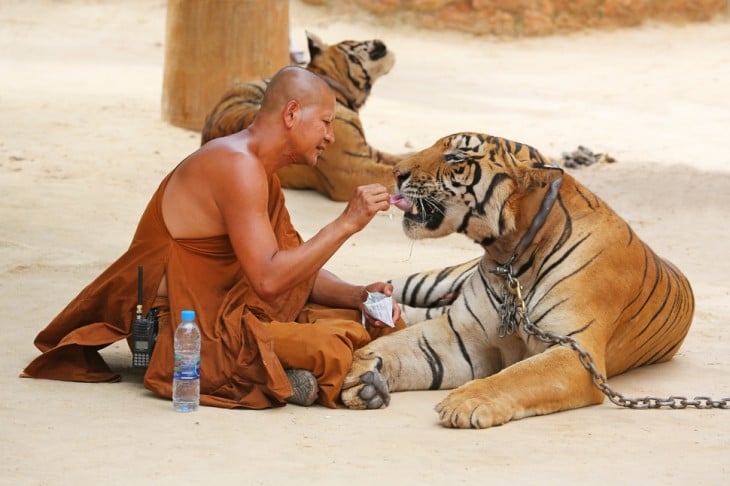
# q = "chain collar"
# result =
<box><xmin>512</xmin><ymin>175</ymin><xmax>563</xmax><ymax>260</ymax></box>
<box><xmin>491</xmin><ymin>175</ymin><xmax>562</xmax><ymax>337</ymax></box>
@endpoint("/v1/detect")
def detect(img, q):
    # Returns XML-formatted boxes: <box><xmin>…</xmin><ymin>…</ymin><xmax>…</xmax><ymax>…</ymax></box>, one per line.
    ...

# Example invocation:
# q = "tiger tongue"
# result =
<box><xmin>389</xmin><ymin>194</ymin><xmax>413</xmax><ymax>212</ymax></box>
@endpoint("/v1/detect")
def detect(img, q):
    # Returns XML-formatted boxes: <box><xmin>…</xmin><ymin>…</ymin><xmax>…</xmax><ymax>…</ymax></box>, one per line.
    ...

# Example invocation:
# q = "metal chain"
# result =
<box><xmin>492</xmin><ymin>263</ymin><xmax>730</xmax><ymax>410</ymax></box>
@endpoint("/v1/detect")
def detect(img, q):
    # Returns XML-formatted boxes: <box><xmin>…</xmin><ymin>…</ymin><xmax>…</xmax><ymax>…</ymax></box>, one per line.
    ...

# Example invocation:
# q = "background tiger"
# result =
<box><xmin>200</xmin><ymin>31</ymin><xmax>406</xmax><ymax>201</ymax></box>
<box><xmin>341</xmin><ymin>132</ymin><xmax>695</xmax><ymax>429</ymax></box>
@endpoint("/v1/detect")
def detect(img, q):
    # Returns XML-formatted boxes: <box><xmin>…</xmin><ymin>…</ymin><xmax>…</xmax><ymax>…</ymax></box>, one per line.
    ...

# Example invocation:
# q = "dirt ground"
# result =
<box><xmin>1</xmin><ymin>1</ymin><xmax>728</xmax><ymax>484</ymax></box>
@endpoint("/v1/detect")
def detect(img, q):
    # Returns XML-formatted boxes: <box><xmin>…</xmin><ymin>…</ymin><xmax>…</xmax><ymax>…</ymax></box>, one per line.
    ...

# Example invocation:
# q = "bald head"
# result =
<box><xmin>260</xmin><ymin>66</ymin><xmax>334</xmax><ymax>115</ymax></box>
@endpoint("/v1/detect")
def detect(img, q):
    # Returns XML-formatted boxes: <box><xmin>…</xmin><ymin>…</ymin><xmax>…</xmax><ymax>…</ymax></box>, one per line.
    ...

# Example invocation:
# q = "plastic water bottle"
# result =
<box><xmin>173</xmin><ymin>309</ymin><xmax>200</xmax><ymax>412</ymax></box>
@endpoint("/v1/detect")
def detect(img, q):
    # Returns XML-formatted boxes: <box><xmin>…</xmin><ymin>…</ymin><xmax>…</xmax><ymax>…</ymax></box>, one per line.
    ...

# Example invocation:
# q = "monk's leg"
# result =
<box><xmin>268</xmin><ymin>319</ymin><xmax>371</xmax><ymax>408</ymax></box>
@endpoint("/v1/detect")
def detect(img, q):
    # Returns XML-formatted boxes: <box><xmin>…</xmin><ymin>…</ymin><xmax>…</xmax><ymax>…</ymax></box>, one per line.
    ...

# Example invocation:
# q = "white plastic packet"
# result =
<box><xmin>361</xmin><ymin>291</ymin><xmax>395</xmax><ymax>328</ymax></box>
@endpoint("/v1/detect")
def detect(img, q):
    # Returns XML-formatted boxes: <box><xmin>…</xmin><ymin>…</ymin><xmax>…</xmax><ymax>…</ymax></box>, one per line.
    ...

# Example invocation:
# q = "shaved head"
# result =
<box><xmin>260</xmin><ymin>66</ymin><xmax>334</xmax><ymax>115</ymax></box>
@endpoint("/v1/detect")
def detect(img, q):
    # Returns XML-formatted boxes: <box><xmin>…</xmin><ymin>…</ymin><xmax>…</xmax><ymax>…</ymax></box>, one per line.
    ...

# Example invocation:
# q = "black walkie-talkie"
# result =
<box><xmin>131</xmin><ymin>265</ymin><xmax>158</xmax><ymax>368</ymax></box>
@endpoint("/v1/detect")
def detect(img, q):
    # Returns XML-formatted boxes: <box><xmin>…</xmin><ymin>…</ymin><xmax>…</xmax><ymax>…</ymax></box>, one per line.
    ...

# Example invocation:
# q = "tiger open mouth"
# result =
<box><xmin>392</xmin><ymin>194</ymin><xmax>445</xmax><ymax>230</ymax></box>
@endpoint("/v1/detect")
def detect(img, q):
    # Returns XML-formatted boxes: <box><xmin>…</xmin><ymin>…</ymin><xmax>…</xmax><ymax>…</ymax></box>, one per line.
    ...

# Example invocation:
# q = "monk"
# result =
<box><xmin>21</xmin><ymin>66</ymin><xmax>405</xmax><ymax>409</ymax></box>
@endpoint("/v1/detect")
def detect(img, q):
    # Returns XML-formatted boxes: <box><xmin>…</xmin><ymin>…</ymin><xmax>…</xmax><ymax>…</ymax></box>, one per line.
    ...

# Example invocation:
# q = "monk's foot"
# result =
<box><xmin>285</xmin><ymin>369</ymin><xmax>318</xmax><ymax>407</ymax></box>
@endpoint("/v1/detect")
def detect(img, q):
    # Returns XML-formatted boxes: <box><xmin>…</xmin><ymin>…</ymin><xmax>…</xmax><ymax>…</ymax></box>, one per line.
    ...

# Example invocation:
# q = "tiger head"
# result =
<box><xmin>393</xmin><ymin>133</ymin><xmax>564</xmax><ymax>248</ymax></box>
<box><xmin>304</xmin><ymin>31</ymin><xmax>395</xmax><ymax>111</ymax></box>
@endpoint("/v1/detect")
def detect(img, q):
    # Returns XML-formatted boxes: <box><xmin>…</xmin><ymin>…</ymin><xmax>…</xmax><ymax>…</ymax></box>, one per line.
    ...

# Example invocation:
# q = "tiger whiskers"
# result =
<box><xmin>406</xmin><ymin>196</ymin><xmax>443</xmax><ymax>220</ymax></box>
<box><xmin>423</xmin><ymin>198</ymin><xmax>444</xmax><ymax>216</ymax></box>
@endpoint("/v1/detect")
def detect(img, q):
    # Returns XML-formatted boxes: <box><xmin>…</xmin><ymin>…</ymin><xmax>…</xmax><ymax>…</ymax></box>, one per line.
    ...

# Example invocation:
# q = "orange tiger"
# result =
<box><xmin>341</xmin><ymin>132</ymin><xmax>694</xmax><ymax>428</ymax></box>
<box><xmin>201</xmin><ymin>31</ymin><xmax>404</xmax><ymax>201</ymax></box>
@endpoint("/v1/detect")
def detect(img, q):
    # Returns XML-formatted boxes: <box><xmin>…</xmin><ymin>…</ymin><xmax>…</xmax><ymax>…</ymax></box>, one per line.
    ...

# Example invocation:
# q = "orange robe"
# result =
<box><xmin>21</xmin><ymin>171</ymin><xmax>402</xmax><ymax>408</ymax></box>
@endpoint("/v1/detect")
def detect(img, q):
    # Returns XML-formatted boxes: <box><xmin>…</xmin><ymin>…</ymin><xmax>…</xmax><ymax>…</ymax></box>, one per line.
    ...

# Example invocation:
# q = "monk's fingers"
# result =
<box><xmin>354</xmin><ymin>184</ymin><xmax>389</xmax><ymax>208</ymax></box>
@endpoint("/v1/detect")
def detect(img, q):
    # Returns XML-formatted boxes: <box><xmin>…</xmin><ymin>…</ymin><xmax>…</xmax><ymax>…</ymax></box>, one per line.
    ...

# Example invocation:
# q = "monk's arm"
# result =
<box><xmin>309</xmin><ymin>269</ymin><xmax>367</xmax><ymax>309</ymax></box>
<box><xmin>218</xmin><ymin>158</ymin><xmax>390</xmax><ymax>301</ymax></box>
<box><xmin>310</xmin><ymin>269</ymin><xmax>402</xmax><ymax>327</ymax></box>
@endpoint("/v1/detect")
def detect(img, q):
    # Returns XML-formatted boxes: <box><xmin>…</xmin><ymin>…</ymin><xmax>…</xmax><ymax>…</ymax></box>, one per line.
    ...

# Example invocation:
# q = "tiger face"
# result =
<box><xmin>394</xmin><ymin>132</ymin><xmax>561</xmax><ymax>244</ymax></box>
<box><xmin>306</xmin><ymin>32</ymin><xmax>395</xmax><ymax>110</ymax></box>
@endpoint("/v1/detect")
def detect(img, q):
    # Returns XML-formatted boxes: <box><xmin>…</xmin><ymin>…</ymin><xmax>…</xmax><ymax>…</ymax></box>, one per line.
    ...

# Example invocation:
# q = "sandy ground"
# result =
<box><xmin>1</xmin><ymin>1</ymin><xmax>729</xmax><ymax>484</ymax></box>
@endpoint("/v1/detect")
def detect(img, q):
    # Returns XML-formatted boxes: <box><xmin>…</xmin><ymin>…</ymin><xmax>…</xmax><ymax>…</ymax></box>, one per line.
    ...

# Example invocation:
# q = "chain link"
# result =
<box><xmin>492</xmin><ymin>264</ymin><xmax>730</xmax><ymax>410</ymax></box>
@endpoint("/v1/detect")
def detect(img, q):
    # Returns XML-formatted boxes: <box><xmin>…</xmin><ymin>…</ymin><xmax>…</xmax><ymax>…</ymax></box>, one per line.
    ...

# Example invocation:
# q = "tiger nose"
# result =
<box><xmin>370</xmin><ymin>40</ymin><xmax>387</xmax><ymax>60</ymax></box>
<box><xmin>393</xmin><ymin>168</ymin><xmax>409</xmax><ymax>187</ymax></box>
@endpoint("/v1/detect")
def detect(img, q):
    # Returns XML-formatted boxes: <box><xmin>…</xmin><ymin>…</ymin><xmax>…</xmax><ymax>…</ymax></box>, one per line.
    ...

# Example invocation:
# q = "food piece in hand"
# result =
<box><xmin>361</xmin><ymin>291</ymin><xmax>395</xmax><ymax>328</ymax></box>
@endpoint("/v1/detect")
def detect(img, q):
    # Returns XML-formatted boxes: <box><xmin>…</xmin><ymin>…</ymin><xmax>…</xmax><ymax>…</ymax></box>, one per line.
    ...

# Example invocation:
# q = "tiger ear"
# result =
<box><xmin>306</xmin><ymin>31</ymin><xmax>327</xmax><ymax>60</ymax></box>
<box><xmin>527</xmin><ymin>163</ymin><xmax>564</xmax><ymax>188</ymax></box>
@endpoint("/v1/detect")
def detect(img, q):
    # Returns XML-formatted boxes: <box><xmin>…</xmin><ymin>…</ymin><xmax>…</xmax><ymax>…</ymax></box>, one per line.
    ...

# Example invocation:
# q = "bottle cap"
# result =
<box><xmin>181</xmin><ymin>309</ymin><xmax>195</xmax><ymax>321</ymax></box>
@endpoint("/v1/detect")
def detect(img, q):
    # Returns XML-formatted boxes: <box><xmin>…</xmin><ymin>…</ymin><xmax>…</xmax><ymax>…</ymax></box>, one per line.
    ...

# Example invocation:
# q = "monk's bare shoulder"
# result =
<box><xmin>199</xmin><ymin>132</ymin><xmax>253</xmax><ymax>163</ymax></box>
<box><xmin>189</xmin><ymin>132</ymin><xmax>265</xmax><ymax>182</ymax></box>
<box><xmin>163</xmin><ymin>132</ymin><xmax>264</xmax><ymax>238</ymax></box>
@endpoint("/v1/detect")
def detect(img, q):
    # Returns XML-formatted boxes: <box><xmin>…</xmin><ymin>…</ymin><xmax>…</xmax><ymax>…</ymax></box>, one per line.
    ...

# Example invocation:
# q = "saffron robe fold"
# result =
<box><xmin>21</xmin><ymin>172</ymin><xmax>387</xmax><ymax>409</ymax></box>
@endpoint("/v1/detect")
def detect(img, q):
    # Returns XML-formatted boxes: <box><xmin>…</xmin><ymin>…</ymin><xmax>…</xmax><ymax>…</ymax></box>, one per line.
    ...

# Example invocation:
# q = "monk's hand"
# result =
<box><xmin>340</xmin><ymin>184</ymin><xmax>390</xmax><ymax>233</ymax></box>
<box><xmin>361</xmin><ymin>281</ymin><xmax>401</xmax><ymax>328</ymax></box>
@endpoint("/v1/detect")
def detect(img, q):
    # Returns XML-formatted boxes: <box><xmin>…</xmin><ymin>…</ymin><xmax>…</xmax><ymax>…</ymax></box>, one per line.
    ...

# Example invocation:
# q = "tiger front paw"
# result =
<box><xmin>434</xmin><ymin>385</ymin><xmax>514</xmax><ymax>429</ymax></box>
<box><xmin>341</xmin><ymin>353</ymin><xmax>390</xmax><ymax>410</ymax></box>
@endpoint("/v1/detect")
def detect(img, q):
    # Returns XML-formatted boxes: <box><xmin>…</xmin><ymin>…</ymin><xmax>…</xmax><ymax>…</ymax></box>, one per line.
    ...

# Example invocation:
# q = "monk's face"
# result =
<box><xmin>293</xmin><ymin>90</ymin><xmax>336</xmax><ymax>166</ymax></box>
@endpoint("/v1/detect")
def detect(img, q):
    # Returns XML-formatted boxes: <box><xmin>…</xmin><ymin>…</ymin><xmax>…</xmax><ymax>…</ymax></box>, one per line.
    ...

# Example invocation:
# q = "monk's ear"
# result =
<box><xmin>283</xmin><ymin>100</ymin><xmax>300</xmax><ymax>128</ymax></box>
<box><xmin>306</xmin><ymin>31</ymin><xmax>326</xmax><ymax>61</ymax></box>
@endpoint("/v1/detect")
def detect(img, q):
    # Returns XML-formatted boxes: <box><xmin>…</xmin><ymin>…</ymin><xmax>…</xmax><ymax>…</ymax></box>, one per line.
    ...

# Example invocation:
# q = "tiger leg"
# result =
<box><xmin>399</xmin><ymin>304</ymin><xmax>450</xmax><ymax>326</ymax></box>
<box><xmin>341</xmin><ymin>314</ymin><xmax>516</xmax><ymax>409</ymax></box>
<box><xmin>390</xmin><ymin>257</ymin><xmax>479</xmax><ymax>308</ymax></box>
<box><xmin>435</xmin><ymin>345</ymin><xmax>605</xmax><ymax>429</ymax></box>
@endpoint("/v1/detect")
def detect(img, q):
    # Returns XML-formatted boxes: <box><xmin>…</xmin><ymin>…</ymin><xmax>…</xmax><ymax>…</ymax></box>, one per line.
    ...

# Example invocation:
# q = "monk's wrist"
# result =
<box><xmin>357</xmin><ymin>286</ymin><xmax>368</xmax><ymax>306</ymax></box>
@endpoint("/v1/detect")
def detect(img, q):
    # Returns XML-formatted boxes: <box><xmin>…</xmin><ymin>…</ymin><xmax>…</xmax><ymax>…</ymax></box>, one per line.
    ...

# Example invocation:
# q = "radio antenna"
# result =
<box><xmin>136</xmin><ymin>265</ymin><xmax>144</xmax><ymax>320</ymax></box>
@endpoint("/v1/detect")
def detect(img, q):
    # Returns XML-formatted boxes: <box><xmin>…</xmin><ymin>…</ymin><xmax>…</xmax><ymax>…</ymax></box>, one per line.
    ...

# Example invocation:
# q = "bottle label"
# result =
<box><xmin>174</xmin><ymin>354</ymin><xmax>200</xmax><ymax>380</ymax></box>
